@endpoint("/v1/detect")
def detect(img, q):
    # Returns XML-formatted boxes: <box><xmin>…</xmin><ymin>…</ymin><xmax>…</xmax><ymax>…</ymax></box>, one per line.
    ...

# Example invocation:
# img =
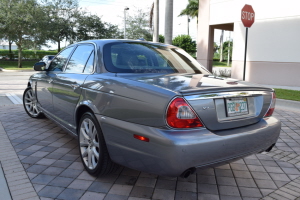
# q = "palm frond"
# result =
<box><xmin>178</xmin><ymin>0</ymin><xmax>199</xmax><ymax>19</ymax></box>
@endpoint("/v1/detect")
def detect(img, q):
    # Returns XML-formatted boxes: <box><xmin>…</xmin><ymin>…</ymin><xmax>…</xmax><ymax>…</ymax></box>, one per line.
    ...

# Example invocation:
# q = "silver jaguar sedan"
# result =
<box><xmin>23</xmin><ymin>39</ymin><xmax>281</xmax><ymax>178</ymax></box>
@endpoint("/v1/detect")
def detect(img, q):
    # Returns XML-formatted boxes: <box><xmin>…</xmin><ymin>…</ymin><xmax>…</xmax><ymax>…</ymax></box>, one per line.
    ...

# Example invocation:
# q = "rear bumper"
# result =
<box><xmin>97</xmin><ymin>115</ymin><xmax>281</xmax><ymax>177</ymax></box>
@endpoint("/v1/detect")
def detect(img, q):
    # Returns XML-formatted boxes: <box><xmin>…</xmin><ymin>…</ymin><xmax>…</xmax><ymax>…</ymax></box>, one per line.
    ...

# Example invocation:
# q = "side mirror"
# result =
<box><xmin>33</xmin><ymin>62</ymin><xmax>46</xmax><ymax>71</ymax></box>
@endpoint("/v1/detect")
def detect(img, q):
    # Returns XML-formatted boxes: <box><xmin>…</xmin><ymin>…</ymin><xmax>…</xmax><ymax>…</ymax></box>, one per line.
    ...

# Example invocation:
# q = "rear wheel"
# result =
<box><xmin>78</xmin><ymin>112</ymin><xmax>118</xmax><ymax>176</ymax></box>
<box><xmin>23</xmin><ymin>87</ymin><xmax>44</xmax><ymax>118</ymax></box>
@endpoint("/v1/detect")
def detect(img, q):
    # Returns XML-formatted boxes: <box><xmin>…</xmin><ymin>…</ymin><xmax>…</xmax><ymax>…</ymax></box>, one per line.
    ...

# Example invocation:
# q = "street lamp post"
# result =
<box><xmin>124</xmin><ymin>7</ymin><xmax>129</xmax><ymax>39</ymax></box>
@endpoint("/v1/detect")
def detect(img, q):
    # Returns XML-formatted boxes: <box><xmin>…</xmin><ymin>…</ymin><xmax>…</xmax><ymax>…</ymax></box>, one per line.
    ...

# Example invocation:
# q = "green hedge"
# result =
<box><xmin>0</xmin><ymin>50</ymin><xmax>58</xmax><ymax>60</ymax></box>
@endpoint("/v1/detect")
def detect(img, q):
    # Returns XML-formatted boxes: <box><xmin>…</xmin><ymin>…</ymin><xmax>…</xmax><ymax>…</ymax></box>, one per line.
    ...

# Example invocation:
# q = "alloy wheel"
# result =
<box><xmin>24</xmin><ymin>88</ymin><xmax>40</xmax><ymax>117</ymax></box>
<box><xmin>79</xmin><ymin>118</ymin><xmax>100</xmax><ymax>170</ymax></box>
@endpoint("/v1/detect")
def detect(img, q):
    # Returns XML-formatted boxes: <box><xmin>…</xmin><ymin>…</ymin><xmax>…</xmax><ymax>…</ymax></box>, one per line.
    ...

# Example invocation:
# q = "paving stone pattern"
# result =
<box><xmin>0</xmin><ymin>105</ymin><xmax>300</xmax><ymax>200</ymax></box>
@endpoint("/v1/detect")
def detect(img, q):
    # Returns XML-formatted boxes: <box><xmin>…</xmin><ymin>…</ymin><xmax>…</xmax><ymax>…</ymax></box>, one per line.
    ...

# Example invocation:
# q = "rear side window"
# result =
<box><xmin>65</xmin><ymin>44</ymin><xmax>94</xmax><ymax>73</ymax></box>
<box><xmin>103</xmin><ymin>42</ymin><xmax>209</xmax><ymax>74</ymax></box>
<box><xmin>83</xmin><ymin>51</ymin><xmax>94</xmax><ymax>74</ymax></box>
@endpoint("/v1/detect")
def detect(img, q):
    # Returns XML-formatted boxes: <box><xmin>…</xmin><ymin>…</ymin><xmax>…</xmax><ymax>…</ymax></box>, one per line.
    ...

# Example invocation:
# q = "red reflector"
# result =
<box><xmin>264</xmin><ymin>92</ymin><xmax>276</xmax><ymax>117</ymax></box>
<box><xmin>264</xmin><ymin>108</ymin><xmax>275</xmax><ymax>117</ymax></box>
<box><xmin>134</xmin><ymin>134</ymin><xmax>149</xmax><ymax>142</ymax></box>
<box><xmin>166</xmin><ymin>97</ymin><xmax>203</xmax><ymax>128</ymax></box>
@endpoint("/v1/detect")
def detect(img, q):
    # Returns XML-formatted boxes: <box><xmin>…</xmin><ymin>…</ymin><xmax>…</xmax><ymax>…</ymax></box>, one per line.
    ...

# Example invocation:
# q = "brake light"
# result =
<box><xmin>166</xmin><ymin>97</ymin><xmax>203</xmax><ymax>128</ymax></box>
<box><xmin>264</xmin><ymin>92</ymin><xmax>276</xmax><ymax>117</ymax></box>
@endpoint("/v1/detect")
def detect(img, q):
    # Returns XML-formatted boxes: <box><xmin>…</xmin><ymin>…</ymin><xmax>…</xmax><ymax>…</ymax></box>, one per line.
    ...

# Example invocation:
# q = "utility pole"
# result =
<box><xmin>164</xmin><ymin>0</ymin><xmax>173</xmax><ymax>44</ymax></box>
<box><xmin>153</xmin><ymin>0</ymin><xmax>159</xmax><ymax>42</ymax></box>
<box><xmin>124</xmin><ymin>7</ymin><xmax>129</xmax><ymax>39</ymax></box>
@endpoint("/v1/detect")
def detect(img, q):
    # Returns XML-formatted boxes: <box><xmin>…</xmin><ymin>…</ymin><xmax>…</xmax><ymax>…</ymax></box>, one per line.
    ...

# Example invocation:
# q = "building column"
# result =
<box><xmin>197</xmin><ymin>0</ymin><xmax>214</xmax><ymax>72</ymax></box>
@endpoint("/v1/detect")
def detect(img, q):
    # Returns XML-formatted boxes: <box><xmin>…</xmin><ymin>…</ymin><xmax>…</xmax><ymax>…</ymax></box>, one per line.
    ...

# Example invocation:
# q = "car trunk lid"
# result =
<box><xmin>184</xmin><ymin>90</ymin><xmax>273</xmax><ymax>131</ymax></box>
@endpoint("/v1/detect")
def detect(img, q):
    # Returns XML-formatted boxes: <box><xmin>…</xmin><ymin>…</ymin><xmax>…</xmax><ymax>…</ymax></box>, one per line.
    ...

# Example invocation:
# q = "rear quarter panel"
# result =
<box><xmin>81</xmin><ymin>73</ymin><xmax>177</xmax><ymax>127</ymax></box>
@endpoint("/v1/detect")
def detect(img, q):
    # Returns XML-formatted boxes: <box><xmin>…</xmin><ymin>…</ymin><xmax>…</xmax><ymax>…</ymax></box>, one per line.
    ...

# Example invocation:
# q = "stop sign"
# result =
<box><xmin>241</xmin><ymin>4</ymin><xmax>255</xmax><ymax>28</ymax></box>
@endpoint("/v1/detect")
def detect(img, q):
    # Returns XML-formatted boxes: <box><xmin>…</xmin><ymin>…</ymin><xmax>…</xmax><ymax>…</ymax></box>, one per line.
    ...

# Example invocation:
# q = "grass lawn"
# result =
<box><xmin>213</xmin><ymin>61</ymin><xmax>231</xmax><ymax>67</ymax></box>
<box><xmin>274</xmin><ymin>88</ymin><xmax>300</xmax><ymax>101</ymax></box>
<box><xmin>0</xmin><ymin>60</ymin><xmax>38</xmax><ymax>70</ymax></box>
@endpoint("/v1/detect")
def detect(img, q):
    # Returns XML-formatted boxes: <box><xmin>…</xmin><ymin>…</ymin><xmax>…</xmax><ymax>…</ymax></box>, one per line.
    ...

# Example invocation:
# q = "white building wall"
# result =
<box><xmin>233</xmin><ymin>17</ymin><xmax>300</xmax><ymax>63</ymax></box>
<box><xmin>0</xmin><ymin>42</ymin><xmax>18</xmax><ymax>50</ymax></box>
<box><xmin>0</xmin><ymin>45</ymin><xmax>17</xmax><ymax>50</ymax></box>
<box><xmin>205</xmin><ymin>0</ymin><xmax>300</xmax><ymax>86</ymax></box>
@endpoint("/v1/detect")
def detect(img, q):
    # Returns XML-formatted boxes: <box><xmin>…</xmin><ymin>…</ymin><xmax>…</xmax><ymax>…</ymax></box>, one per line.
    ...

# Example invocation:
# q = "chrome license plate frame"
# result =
<box><xmin>226</xmin><ymin>97</ymin><xmax>249</xmax><ymax>117</ymax></box>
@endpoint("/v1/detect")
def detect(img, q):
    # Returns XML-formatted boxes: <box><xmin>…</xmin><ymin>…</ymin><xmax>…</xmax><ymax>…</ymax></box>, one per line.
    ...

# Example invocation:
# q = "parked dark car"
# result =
<box><xmin>23</xmin><ymin>39</ymin><xmax>281</xmax><ymax>177</ymax></box>
<box><xmin>40</xmin><ymin>55</ymin><xmax>55</xmax><ymax>63</ymax></box>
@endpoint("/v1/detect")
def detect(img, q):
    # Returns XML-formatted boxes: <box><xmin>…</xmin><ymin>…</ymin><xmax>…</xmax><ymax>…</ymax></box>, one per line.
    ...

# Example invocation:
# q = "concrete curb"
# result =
<box><xmin>0</xmin><ymin>162</ymin><xmax>12</xmax><ymax>200</ymax></box>
<box><xmin>0</xmin><ymin>67</ymin><xmax>34</xmax><ymax>72</ymax></box>
<box><xmin>0</xmin><ymin>69</ymin><xmax>34</xmax><ymax>72</ymax></box>
<box><xmin>276</xmin><ymin>99</ymin><xmax>300</xmax><ymax>113</ymax></box>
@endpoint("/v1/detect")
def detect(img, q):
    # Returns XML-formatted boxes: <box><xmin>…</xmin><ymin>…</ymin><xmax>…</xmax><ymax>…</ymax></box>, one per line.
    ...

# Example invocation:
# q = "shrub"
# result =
<box><xmin>213</xmin><ymin>68</ymin><xmax>231</xmax><ymax>77</ymax></box>
<box><xmin>0</xmin><ymin>50</ymin><xmax>58</xmax><ymax>60</ymax></box>
<box><xmin>159</xmin><ymin>35</ymin><xmax>165</xmax><ymax>43</ymax></box>
<box><xmin>172</xmin><ymin>35</ymin><xmax>196</xmax><ymax>54</ymax></box>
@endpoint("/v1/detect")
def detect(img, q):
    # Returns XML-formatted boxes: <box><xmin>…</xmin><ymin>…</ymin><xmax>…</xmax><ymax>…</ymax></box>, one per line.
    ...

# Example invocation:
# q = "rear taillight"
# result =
<box><xmin>264</xmin><ymin>92</ymin><xmax>276</xmax><ymax>117</ymax></box>
<box><xmin>166</xmin><ymin>97</ymin><xmax>203</xmax><ymax>128</ymax></box>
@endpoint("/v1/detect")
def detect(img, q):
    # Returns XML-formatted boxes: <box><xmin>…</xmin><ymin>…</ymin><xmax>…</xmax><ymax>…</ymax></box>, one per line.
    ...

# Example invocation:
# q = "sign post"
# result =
<box><xmin>241</xmin><ymin>4</ymin><xmax>255</xmax><ymax>81</ymax></box>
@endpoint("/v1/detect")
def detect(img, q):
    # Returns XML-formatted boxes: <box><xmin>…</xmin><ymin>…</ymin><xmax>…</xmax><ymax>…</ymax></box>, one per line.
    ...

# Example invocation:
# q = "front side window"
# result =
<box><xmin>48</xmin><ymin>47</ymin><xmax>74</xmax><ymax>71</ymax></box>
<box><xmin>103</xmin><ymin>42</ymin><xmax>210</xmax><ymax>74</ymax></box>
<box><xmin>65</xmin><ymin>44</ymin><xmax>94</xmax><ymax>73</ymax></box>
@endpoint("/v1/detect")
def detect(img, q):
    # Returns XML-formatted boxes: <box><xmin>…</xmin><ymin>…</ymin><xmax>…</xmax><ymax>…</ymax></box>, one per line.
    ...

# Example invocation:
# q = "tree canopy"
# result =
<box><xmin>0</xmin><ymin>0</ymin><xmax>123</xmax><ymax>67</ymax></box>
<box><xmin>125</xmin><ymin>8</ymin><xmax>153</xmax><ymax>41</ymax></box>
<box><xmin>74</xmin><ymin>13</ymin><xmax>122</xmax><ymax>42</ymax></box>
<box><xmin>0</xmin><ymin>0</ymin><xmax>49</xmax><ymax>67</ymax></box>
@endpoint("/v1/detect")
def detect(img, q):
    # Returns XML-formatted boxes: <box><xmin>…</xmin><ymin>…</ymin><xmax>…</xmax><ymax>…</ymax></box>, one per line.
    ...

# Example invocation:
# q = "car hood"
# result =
<box><xmin>116</xmin><ymin>73</ymin><xmax>272</xmax><ymax>94</ymax></box>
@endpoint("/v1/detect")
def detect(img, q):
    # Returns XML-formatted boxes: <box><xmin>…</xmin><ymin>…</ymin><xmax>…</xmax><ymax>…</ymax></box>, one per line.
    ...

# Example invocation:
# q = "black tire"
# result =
<box><xmin>23</xmin><ymin>87</ymin><xmax>45</xmax><ymax>118</ymax></box>
<box><xmin>78</xmin><ymin>112</ymin><xmax>118</xmax><ymax>176</ymax></box>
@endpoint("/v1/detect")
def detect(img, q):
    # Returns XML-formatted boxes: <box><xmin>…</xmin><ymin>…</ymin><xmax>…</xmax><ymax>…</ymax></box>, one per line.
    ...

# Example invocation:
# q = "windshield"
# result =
<box><xmin>103</xmin><ymin>42</ymin><xmax>211</xmax><ymax>74</ymax></box>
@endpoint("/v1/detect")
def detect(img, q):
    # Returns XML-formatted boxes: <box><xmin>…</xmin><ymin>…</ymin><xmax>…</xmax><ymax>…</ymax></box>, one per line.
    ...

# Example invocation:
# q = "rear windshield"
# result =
<box><xmin>103</xmin><ymin>42</ymin><xmax>211</xmax><ymax>74</ymax></box>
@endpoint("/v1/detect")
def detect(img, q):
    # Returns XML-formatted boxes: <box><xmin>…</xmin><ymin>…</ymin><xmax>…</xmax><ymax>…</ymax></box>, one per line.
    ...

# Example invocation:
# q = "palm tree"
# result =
<box><xmin>178</xmin><ymin>0</ymin><xmax>199</xmax><ymax>23</ymax></box>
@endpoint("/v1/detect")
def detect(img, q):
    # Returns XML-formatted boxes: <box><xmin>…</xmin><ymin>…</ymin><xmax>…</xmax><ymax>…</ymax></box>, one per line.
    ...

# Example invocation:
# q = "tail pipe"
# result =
<box><xmin>180</xmin><ymin>167</ymin><xmax>196</xmax><ymax>178</ymax></box>
<box><xmin>265</xmin><ymin>143</ymin><xmax>276</xmax><ymax>152</ymax></box>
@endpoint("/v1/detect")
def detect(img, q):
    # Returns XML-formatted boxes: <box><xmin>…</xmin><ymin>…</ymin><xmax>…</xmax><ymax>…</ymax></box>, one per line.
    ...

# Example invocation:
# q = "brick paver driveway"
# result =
<box><xmin>0</xmin><ymin>104</ymin><xmax>300</xmax><ymax>200</ymax></box>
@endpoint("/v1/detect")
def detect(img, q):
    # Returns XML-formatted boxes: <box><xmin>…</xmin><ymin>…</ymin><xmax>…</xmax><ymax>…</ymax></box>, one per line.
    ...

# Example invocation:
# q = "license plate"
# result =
<box><xmin>226</xmin><ymin>98</ymin><xmax>248</xmax><ymax>117</ymax></box>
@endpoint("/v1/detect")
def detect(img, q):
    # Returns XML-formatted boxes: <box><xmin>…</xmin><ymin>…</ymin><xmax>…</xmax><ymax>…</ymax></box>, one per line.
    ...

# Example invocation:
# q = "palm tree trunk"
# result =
<box><xmin>219</xmin><ymin>30</ymin><xmax>224</xmax><ymax>62</ymax></box>
<box><xmin>164</xmin><ymin>0</ymin><xmax>173</xmax><ymax>44</ymax></box>
<box><xmin>153</xmin><ymin>0</ymin><xmax>159</xmax><ymax>42</ymax></box>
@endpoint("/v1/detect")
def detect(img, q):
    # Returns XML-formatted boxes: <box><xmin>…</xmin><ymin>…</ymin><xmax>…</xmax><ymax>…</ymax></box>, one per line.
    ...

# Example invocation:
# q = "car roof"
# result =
<box><xmin>77</xmin><ymin>39</ymin><xmax>176</xmax><ymax>49</ymax></box>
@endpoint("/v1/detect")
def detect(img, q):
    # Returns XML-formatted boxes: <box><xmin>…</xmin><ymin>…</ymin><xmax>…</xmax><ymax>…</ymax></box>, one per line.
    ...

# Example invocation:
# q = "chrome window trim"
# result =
<box><xmin>62</xmin><ymin>42</ymin><xmax>97</xmax><ymax>74</ymax></box>
<box><xmin>185</xmin><ymin>91</ymin><xmax>269</xmax><ymax>101</ymax></box>
<box><xmin>48</xmin><ymin>45</ymin><xmax>76</xmax><ymax>72</ymax></box>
